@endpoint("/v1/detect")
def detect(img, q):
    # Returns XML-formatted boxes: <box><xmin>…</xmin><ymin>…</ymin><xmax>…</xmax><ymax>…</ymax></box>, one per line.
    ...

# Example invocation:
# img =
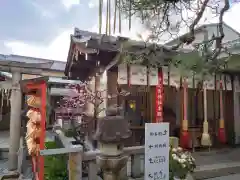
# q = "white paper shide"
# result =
<box><xmin>145</xmin><ymin>123</ymin><xmax>169</xmax><ymax>180</ymax></box>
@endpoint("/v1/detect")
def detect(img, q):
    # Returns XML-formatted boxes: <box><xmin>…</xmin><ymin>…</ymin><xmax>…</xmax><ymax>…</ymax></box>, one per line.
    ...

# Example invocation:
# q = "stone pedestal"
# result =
<box><xmin>96</xmin><ymin>154</ymin><xmax>128</xmax><ymax>180</ymax></box>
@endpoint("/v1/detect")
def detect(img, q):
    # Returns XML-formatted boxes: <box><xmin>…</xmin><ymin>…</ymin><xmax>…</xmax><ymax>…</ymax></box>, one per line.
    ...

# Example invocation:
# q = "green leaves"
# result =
<box><xmin>44</xmin><ymin>142</ymin><xmax>68</xmax><ymax>180</ymax></box>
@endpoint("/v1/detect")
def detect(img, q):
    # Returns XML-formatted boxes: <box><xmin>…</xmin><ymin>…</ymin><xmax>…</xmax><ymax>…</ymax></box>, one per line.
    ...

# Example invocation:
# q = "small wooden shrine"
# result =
<box><xmin>65</xmin><ymin>28</ymin><xmax>235</xmax><ymax>148</ymax></box>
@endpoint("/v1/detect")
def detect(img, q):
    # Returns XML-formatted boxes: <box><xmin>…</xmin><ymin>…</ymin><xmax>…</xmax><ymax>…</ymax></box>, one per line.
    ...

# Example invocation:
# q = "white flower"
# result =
<box><xmin>178</xmin><ymin>158</ymin><xmax>186</xmax><ymax>164</ymax></box>
<box><xmin>172</xmin><ymin>154</ymin><xmax>178</xmax><ymax>160</ymax></box>
<box><xmin>181</xmin><ymin>154</ymin><xmax>187</xmax><ymax>159</ymax></box>
<box><xmin>182</xmin><ymin>163</ymin><xmax>186</xmax><ymax>168</ymax></box>
<box><xmin>177</xmin><ymin>147</ymin><xmax>183</xmax><ymax>151</ymax></box>
<box><xmin>172</xmin><ymin>148</ymin><xmax>177</xmax><ymax>152</ymax></box>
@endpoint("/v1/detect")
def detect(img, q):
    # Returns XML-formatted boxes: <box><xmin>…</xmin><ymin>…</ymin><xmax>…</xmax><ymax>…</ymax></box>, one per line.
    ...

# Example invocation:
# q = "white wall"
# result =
<box><xmin>167</xmin><ymin>23</ymin><xmax>240</xmax><ymax>50</ymax></box>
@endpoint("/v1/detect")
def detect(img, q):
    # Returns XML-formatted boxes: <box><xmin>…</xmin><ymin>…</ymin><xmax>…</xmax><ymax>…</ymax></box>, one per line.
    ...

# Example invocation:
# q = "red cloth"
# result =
<box><xmin>218</xmin><ymin>128</ymin><xmax>226</xmax><ymax>144</ymax></box>
<box><xmin>180</xmin><ymin>130</ymin><xmax>189</xmax><ymax>149</ymax></box>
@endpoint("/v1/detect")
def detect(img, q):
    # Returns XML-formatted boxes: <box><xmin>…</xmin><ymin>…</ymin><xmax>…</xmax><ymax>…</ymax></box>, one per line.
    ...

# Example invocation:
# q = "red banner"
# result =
<box><xmin>155</xmin><ymin>68</ymin><xmax>164</xmax><ymax>123</ymax></box>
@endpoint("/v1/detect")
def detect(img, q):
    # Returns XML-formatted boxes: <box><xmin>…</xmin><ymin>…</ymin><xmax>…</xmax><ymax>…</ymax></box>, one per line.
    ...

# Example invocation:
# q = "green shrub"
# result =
<box><xmin>44</xmin><ymin>141</ymin><xmax>68</xmax><ymax>180</ymax></box>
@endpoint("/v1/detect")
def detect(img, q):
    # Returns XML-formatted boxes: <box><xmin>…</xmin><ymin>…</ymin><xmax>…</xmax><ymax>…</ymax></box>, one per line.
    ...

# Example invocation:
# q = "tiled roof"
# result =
<box><xmin>0</xmin><ymin>54</ymin><xmax>66</xmax><ymax>72</ymax></box>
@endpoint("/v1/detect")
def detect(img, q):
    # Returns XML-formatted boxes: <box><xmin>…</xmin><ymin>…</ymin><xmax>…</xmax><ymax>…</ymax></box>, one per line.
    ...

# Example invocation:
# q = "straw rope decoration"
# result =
<box><xmin>25</xmin><ymin>95</ymin><xmax>42</xmax><ymax>156</ymax></box>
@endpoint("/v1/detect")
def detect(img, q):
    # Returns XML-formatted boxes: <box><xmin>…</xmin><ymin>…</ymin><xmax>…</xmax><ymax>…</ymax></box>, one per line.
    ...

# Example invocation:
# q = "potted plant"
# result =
<box><xmin>169</xmin><ymin>147</ymin><xmax>196</xmax><ymax>180</ymax></box>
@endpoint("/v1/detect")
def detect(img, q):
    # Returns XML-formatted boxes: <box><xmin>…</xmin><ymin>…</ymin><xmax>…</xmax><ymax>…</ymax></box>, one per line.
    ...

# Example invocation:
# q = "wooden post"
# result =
<box><xmin>8</xmin><ymin>71</ymin><xmax>22</xmax><ymax>170</ymax></box>
<box><xmin>39</xmin><ymin>82</ymin><xmax>47</xmax><ymax>180</ymax></box>
<box><xmin>180</xmin><ymin>78</ymin><xmax>189</xmax><ymax>148</ymax></box>
<box><xmin>201</xmin><ymin>82</ymin><xmax>211</xmax><ymax>146</ymax></box>
<box><xmin>218</xmin><ymin>80</ymin><xmax>226</xmax><ymax>143</ymax></box>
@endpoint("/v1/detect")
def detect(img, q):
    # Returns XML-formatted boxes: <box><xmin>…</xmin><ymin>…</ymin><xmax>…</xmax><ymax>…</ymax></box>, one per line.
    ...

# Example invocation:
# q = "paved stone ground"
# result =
<box><xmin>2</xmin><ymin>130</ymin><xmax>240</xmax><ymax>179</ymax></box>
<box><xmin>193</xmin><ymin>148</ymin><xmax>240</xmax><ymax>166</ymax></box>
<box><xmin>206</xmin><ymin>173</ymin><xmax>240</xmax><ymax>180</ymax></box>
<box><xmin>0</xmin><ymin>131</ymin><xmax>9</xmax><ymax>150</ymax></box>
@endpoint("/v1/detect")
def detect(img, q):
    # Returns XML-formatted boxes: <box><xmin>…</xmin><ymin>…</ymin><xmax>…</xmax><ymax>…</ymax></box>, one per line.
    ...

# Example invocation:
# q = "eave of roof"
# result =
<box><xmin>64</xmin><ymin>28</ymin><xmax>180</xmax><ymax>78</ymax></box>
<box><xmin>0</xmin><ymin>54</ymin><xmax>66</xmax><ymax>72</ymax></box>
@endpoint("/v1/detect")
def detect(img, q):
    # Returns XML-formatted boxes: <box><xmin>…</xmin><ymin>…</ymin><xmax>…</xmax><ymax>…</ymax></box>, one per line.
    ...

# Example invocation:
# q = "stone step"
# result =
<box><xmin>0</xmin><ymin>148</ymin><xmax>8</xmax><ymax>160</ymax></box>
<box><xmin>193</xmin><ymin>162</ymin><xmax>240</xmax><ymax>179</ymax></box>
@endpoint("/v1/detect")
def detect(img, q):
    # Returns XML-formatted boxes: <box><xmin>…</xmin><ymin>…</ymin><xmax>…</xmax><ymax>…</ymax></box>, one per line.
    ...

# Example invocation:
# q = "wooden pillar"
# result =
<box><xmin>8</xmin><ymin>71</ymin><xmax>22</xmax><ymax>170</ymax></box>
<box><xmin>85</xmin><ymin>77</ymin><xmax>96</xmax><ymax>149</ymax></box>
<box><xmin>201</xmin><ymin>83</ymin><xmax>211</xmax><ymax>146</ymax></box>
<box><xmin>233</xmin><ymin>76</ymin><xmax>240</xmax><ymax>144</ymax></box>
<box><xmin>98</xmin><ymin>70</ymin><xmax>108</xmax><ymax>117</ymax></box>
<box><xmin>175</xmin><ymin>89</ymin><xmax>181</xmax><ymax>126</ymax></box>
<box><xmin>180</xmin><ymin>78</ymin><xmax>189</xmax><ymax>148</ymax></box>
<box><xmin>218</xmin><ymin>80</ymin><xmax>226</xmax><ymax>143</ymax></box>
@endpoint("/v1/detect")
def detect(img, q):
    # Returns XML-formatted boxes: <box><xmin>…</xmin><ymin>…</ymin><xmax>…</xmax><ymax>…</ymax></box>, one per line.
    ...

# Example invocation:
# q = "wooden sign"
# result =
<box><xmin>145</xmin><ymin>123</ymin><xmax>169</xmax><ymax>180</ymax></box>
<box><xmin>130</xmin><ymin>65</ymin><xmax>147</xmax><ymax>85</ymax></box>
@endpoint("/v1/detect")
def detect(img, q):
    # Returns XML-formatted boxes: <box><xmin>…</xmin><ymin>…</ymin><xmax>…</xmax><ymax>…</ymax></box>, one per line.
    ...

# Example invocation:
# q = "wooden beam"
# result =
<box><xmin>99</xmin><ymin>53</ymin><xmax>121</xmax><ymax>74</ymax></box>
<box><xmin>50</xmin><ymin>87</ymin><xmax>78</xmax><ymax>96</ymax></box>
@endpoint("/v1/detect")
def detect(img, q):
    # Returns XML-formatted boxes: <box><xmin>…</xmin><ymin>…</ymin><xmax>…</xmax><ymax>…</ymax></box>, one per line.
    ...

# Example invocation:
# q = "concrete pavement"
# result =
<box><xmin>207</xmin><ymin>173</ymin><xmax>240</xmax><ymax>180</ymax></box>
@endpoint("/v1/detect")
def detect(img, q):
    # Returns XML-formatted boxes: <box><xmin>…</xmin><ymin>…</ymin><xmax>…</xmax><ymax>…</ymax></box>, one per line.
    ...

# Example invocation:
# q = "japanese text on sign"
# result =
<box><xmin>155</xmin><ymin>69</ymin><xmax>164</xmax><ymax>122</ymax></box>
<box><xmin>145</xmin><ymin>123</ymin><xmax>169</xmax><ymax>180</ymax></box>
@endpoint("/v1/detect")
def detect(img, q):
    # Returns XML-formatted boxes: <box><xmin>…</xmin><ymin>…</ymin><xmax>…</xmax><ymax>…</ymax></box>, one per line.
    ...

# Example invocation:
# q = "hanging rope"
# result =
<box><xmin>106</xmin><ymin>0</ymin><xmax>109</xmax><ymax>35</ymax></box>
<box><xmin>129</xmin><ymin>0</ymin><xmax>132</xmax><ymax>30</ymax></box>
<box><xmin>108</xmin><ymin>0</ymin><xmax>111</xmax><ymax>35</ymax></box>
<box><xmin>118</xmin><ymin>0</ymin><xmax>122</xmax><ymax>33</ymax></box>
<box><xmin>99</xmin><ymin>0</ymin><xmax>103</xmax><ymax>34</ymax></box>
<box><xmin>113</xmin><ymin>0</ymin><xmax>117</xmax><ymax>34</ymax></box>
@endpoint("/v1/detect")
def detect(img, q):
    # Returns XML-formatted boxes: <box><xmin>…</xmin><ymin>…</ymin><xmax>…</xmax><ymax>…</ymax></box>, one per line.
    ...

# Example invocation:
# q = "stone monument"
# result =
<box><xmin>94</xmin><ymin>105</ymin><xmax>131</xmax><ymax>180</ymax></box>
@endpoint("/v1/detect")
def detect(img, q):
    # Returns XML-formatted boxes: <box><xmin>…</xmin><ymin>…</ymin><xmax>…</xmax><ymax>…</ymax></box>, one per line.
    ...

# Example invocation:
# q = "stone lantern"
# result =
<box><xmin>94</xmin><ymin>105</ymin><xmax>131</xmax><ymax>180</ymax></box>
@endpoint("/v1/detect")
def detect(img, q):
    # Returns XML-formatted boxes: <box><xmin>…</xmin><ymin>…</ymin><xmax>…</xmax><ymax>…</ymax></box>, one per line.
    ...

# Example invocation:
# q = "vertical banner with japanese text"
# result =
<box><xmin>155</xmin><ymin>68</ymin><xmax>164</xmax><ymax>123</ymax></box>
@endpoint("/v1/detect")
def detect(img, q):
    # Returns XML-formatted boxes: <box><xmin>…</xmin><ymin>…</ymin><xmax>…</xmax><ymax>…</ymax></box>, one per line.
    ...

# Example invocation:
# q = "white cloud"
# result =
<box><xmin>30</xmin><ymin>1</ymin><xmax>57</xmax><ymax>18</ymax></box>
<box><xmin>88</xmin><ymin>0</ymin><xmax>107</xmax><ymax>8</ymax></box>
<box><xmin>3</xmin><ymin>3</ymin><xmax>240</xmax><ymax>63</ymax></box>
<box><xmin>61</xmin><ymin>0</ymin><xmax>80</xmax><ymax>10</ymax></box>
<box><xmin>4</xmin><ymin>30</ymin><xmax>73</xmax><ymax>61</ymax></box>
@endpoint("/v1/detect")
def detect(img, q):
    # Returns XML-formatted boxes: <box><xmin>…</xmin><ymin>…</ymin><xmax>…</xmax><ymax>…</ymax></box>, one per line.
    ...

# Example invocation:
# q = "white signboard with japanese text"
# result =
<box><xmin>149</xmin><ymin>67</ymin><xmax>158</xmax><ymax>86</ymax></box>
<box><xmin>234</xmin><ymin>76</ymin><xmax>240</xmax><ymax>92</ymax></box>
<box><xmin>225</xmin><ymin>75</ymin><xmax>232</xmax><ymax>91</ymax></box>
<box><xmin>117</xmin><ymin>64</ymin><xmax>128</xmax><ymax>84</ymax></box>
<box><xmin>130</xmin><ymin>65</ymin><xmax>148</xmax><ymax>85</ymax></box>
<box><xmin>169</xmin><ymin>69</ymin><xmax>180</xmax><ymax>88</ymax></box>
<box><xmin>162</xmin><ymin>66</ymin><xmax>169</xmax><ymax>85</ymax></box>
<box><xmin>145</xmin><ymin>123</ymin><xmax>169</xmax><ymax>180</ymax></box>
<box><xmin>205</xmin><ymin>76</ymin><xmax>215</xmax><ymax>90</ymax></box>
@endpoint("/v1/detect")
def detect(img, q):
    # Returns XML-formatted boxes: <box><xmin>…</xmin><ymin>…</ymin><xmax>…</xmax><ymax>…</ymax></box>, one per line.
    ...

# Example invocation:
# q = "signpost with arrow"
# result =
<box><xmin>145</xmin><ymin>123</ymin><xmax>169</xmax><ymax>180</ymax></box>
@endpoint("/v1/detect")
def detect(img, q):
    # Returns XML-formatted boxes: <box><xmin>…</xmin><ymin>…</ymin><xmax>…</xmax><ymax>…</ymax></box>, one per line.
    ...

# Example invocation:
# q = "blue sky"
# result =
<box><xmin>0</xmin><ymin>0</ymin><xmax>240</xmax><ymax>61</ymax></box>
